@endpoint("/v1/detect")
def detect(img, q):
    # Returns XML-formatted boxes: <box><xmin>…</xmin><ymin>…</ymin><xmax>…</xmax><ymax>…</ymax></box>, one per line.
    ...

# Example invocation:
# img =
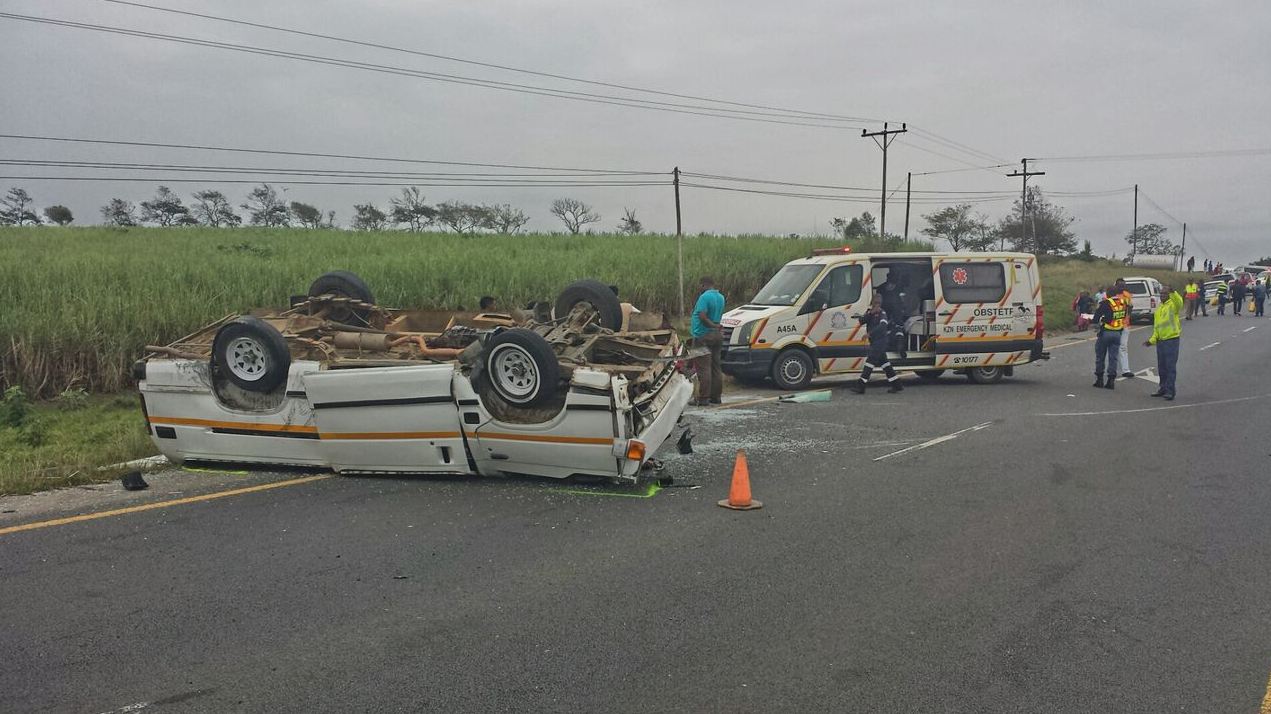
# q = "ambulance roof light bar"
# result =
<box><xmin>810</xmin><ymin>246</ymin><xmax>853</xmax><ymax>257</ymax></box>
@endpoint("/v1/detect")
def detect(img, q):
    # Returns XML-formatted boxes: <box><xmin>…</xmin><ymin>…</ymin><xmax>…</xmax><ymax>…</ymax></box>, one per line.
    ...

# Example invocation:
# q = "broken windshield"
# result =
<box><xmin>751</xmin><ymin>264</ymin><xmax>824</xmax><ymax>306</ymax></box>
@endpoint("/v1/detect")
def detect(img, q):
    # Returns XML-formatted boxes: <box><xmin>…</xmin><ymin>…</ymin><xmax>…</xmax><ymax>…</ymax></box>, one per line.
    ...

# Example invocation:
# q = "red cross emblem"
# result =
<box><xmin>952</xmin><ymin>267</ymin><xmax>969</xmax><ymax>285</ymax></box>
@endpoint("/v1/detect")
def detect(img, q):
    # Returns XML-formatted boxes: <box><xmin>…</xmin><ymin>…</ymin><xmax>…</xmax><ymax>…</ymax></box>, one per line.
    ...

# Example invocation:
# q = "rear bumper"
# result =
<box><xmin>721</xmin><ymin>345</ymin><xmax>774</xmax><ymax>379</ymax></box>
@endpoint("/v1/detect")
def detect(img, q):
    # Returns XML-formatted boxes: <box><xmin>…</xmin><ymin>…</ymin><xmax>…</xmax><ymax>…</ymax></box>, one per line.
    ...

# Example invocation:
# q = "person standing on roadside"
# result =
<box><xmin>1183</xmin><ymin>279</ymin><xmax>1199</xmax><ymax>320</ymax></box>
<box><xmin>1231</xmin><ymin>279</ymin><xmax>1247</xmax><ymax>316</ymax></box>
<box><xmin>690</xmin><ymin>276</ymin><xmax>726</xmax><ymax>406</ymax></box>
<box><xmin>1254</xmin><ymin>280</ymin><xmax>1267</xmax><ymax>317</ymax></box>
<box><xmin>849</xmin><ymin>294</ymin><xmax>903</xmax><ymax>395</ymax></box>
<box><xmin>1144</xmin><ymin>284</ymin><xmax>1183</xmax><ymax>400</ymax></box>
<box><xmin>1114</xmin><ymin>278</ymin><xmax>1134</xmax><ymax>378</ymax></box>
<box><xmin>1197</xmin><ymin>280</ymin><xmax>1208</xmax><ymax>316</ymax></box>
<box><xmin>1215</xmin><ymin>279</ymin><xmax>1229</xmax><ymax>315</ymax></box>
<box><xmin>1091</xmin><ymin>285</ymin><xmax>1127</xmax><ymax>390</ymax></box>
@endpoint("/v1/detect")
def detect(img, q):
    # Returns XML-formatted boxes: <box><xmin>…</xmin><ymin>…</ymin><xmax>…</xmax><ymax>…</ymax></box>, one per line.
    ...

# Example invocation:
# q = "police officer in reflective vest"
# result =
<box><xmin>849</xmin><ymin>293</ymin><xmax>903</xmax><ymax>394</ymax></box>
<box><xmin>1091</xmin><ymin>287</ymin><xmax>1127</xmax><ymax>389</ymax></box>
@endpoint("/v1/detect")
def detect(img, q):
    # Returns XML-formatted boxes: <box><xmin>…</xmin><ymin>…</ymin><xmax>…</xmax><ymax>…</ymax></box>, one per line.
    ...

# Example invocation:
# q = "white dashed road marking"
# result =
<box><xmin>1037</xmin><ymin>394</ymin><xmax>1269</xmax><ymax>417</ymax></box>
<box><xmin>1244</xmin><ymin>325</ymin><xmax>1259</xmax><ymax>333</ymax></box>
<box><xmin>873</xmin><ymin>421</ymin><xmax>993</xmax><ymax>461</ymax></box>
<box><xmin>1200</xmin><ymin>342</ymin><xmax>1221</xmax><ymax>351</ymax></box>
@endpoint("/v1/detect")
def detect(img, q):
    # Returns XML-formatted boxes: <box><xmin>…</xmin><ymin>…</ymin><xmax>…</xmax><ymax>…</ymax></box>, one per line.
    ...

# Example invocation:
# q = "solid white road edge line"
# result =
<box><xmin>873</xmin><ymin>421</ymin><xmax>993</xmax><ymax>462</ymax></box>
<box><xmin>1199</xmin><ymin>341</ymin><xmax>1221</xmax><ymax>351</ymax></box>
<box><xmin>1037</xmin><ymin>393</ymin><xmax>1269</xmax><ymax>417</ymax></box>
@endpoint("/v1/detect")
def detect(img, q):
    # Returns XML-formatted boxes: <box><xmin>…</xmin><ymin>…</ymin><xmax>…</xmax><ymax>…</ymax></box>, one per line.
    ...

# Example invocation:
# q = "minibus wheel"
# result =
<box><xmin>770</xmin><ymin>349</ymin><xmax>813</xmax><ymax>391</ymax></box>
<box><xmin>966</xmin><ymin>366</ymin><xmax>1004</xmax><ymax>384</ymax></box>
<box><xmin>211</xmin><ymin>316</ymin><xmax>291</xmax><ymax>393</ymax></box>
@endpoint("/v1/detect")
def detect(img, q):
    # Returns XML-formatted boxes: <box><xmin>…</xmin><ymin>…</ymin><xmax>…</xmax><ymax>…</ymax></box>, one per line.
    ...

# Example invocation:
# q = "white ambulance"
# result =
<box><xmin>720</xmin><ymin>249</ymin><xmax>1048</xmax><ymax>389</ymax></box>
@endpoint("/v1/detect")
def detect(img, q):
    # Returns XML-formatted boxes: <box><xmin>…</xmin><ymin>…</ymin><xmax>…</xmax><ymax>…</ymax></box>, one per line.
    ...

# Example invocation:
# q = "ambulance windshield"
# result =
<box><xmin>752</xmin><ymin>264</ymin><xmax>824</xmax><ymax>306</ymax></box>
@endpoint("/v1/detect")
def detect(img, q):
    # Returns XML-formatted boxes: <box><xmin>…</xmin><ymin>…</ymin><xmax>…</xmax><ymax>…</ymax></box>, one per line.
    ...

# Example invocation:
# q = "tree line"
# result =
<box><xmin>831</xmin><ymin>186</ymin><xmax>1181</xmax><ymax>259</ymax></box>
<box><xmin>0</xmin><ymin>184</ymin><xmax>648</xmax><ymax>235</ymax></box>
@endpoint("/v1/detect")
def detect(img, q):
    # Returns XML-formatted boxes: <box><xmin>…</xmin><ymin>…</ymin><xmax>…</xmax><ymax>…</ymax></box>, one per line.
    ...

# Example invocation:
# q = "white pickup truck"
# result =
<box><xmin>136</xmin><ymin>274</ymin><xmax>694</xmax><ymax>483</ymax></box>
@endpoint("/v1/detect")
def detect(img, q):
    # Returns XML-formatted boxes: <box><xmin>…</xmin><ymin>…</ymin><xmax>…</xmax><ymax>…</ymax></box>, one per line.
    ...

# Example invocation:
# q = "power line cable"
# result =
<box><xmin>680</xmin><ymin>171</ymin><xmax>1017</xmax><ymax>195</ymax></box>
<box><xmin>0</xmin><ymin>133</ymin><xmax>663</xmax><ymax>174</ymax></box>
<box><xmin>0</xmin><ymin>12</ymin><xmax>865</xmax><ymax>131</ymax></box>
<box><xmin>99</xmin><ymin>0</ymin><xmax>890</xmax><ymax>125</ymax></box>
<box><xmin>680</xmin><ymin>181</ymin><xmax>1015</xmax><ymax>205</ymax></box>
<box><xmin>0</xmin><ymin>159</ymin><xmax>654</xmax><ymax>180</ymax></box>
<box><xmin>1035</xmin><ymin>148</ymin><xmax>1271</xmax><ymax>163</ymax></box>
<box><xmin>0</xmin><ymin>175</ymin><xmax>667</xmax><ymax>188</ymax></box>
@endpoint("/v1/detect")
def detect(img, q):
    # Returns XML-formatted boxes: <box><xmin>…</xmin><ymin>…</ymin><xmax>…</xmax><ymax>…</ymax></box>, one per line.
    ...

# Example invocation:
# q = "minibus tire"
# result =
<box><xmin>482</xmin><ymin>328</ymin><xmax>561</xmax><ymax>407</ymax></box>
<box><xmin>966</xmin><ymin>366</ymin><xmax>1004</xmax><ymax>384</ymax></box>
<box><xmin>554</xmin><ymin>279</ymin><xmax>623</xmax><ymax>330</ymax></box>
<box><xmin>211</xmin><ymin>316</ymin><xmax>291</xmax><ymax>393</ymax></box>
<box><xmin>770</xmin><ymin>349</ymin><xmax>814</xmax><ymax>391</ymax></box>
<box><xmin>308</xmin><ymin>270</ymin><xmax>375</xmax><ymax>323</ymax></box>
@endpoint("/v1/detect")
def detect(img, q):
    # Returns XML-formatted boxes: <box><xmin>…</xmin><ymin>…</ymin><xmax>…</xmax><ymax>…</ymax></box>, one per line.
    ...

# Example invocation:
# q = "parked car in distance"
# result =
<box><xmin>1121</xmin><ymin>277</ymin><xmax>1163</xmax><ymax>322</ymax></box>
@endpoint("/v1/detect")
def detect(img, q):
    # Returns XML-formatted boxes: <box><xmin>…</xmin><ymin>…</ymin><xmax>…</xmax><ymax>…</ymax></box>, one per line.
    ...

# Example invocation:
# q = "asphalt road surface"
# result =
<box><xmin>3</xmin><ymin>314</ymin><xmax>1271</xmax><ymax>713</ymax></box>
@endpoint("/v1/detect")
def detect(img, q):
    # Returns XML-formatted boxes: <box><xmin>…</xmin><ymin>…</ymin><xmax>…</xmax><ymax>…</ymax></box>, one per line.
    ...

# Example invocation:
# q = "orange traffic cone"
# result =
<box><xmin>718</xmin><ymin>449</ymin><xmax>763</xmax><ymax>510</ymax></box>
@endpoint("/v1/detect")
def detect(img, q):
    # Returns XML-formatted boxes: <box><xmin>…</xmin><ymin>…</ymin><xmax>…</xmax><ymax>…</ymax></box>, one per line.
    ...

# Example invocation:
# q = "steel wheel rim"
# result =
<box><xmin>227</xmin><ymin>336</ymin><xmax>269</xmax><ymax>382</ymax></box>
<box><xmin>491</xmin><ymin>344</ymin><xmax>539</xmax><ymax>401</ymax></box>
<box><xmin>974</xmin><ymin>367</ymin><xmax>998</xmax><ymax>378</ymax></box>
<box><xmin>780</xmin><ymin>356</ymin><xmax>806</xmax><ymax>384</ymax></box>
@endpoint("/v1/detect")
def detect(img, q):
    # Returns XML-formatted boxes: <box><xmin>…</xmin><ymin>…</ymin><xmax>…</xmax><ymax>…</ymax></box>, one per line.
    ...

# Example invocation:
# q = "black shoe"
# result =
<box><xmin>1122</xmin><ymin>371</ymin><xmax>1134</xmax><ymax>378</ymax></box>
<box><xmin>1104</xmin><ymin>380</ymin><xmax>1115</xmax><ymax>390</ymax></box>
<box><xmin>709</xmin><ymin>398</ymin><xmax>722</xmax><ymax>405</ymax></box>
<box><xmin>848</xmin><ymin>382</ymin><xmax>865</xmax><ymax>395</ymax></box>
<box><xmin>887</xmin><ymin>383</ymin><xmax>904</xmax><ymax>393</ymax></box>
<box><xmin>1150</xmin><ymin>391</ymin><xmax>1165</xmax><ymax>397</ymax></box>
<box><xmin>1093</xmin><ymin>377</ymin><xmax>1104</xmax><ymax>388</ymax></box>
<box><xmin>1163</xmin><ymin>394</ymin><xmax>1175</xmax><ymax>401</ymax></box>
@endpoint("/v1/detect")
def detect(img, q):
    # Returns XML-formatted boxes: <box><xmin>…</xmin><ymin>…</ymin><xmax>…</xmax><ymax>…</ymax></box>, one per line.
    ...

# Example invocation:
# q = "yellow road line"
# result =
<box><xmin>0</xmin><ymin>475</ymin><xmax>332</xmax><ymax>537</ymax></box>
<box><xmin>1261</xmin><ymin>670</ymin><xmax>1271</xmax><ymax>714</ymax></box>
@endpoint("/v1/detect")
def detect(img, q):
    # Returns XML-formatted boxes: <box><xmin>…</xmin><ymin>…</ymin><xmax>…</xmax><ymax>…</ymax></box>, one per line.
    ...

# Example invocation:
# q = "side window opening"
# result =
<box><xmin>810</xmin><ymin>264</ymin><xmax>864</xmax><ymax>310</ymax></box>
<box><xmin>939</xmin><ymin>263</ymin><xmax>1007</xmax><ymax>303</ymax></box>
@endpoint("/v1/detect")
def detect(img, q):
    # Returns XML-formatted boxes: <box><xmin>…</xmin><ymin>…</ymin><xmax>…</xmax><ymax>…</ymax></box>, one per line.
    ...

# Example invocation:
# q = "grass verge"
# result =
<box><xmin>0</xmin><ymin>392</ymin><xmax>156</xmax><ymax>496</ymax></box>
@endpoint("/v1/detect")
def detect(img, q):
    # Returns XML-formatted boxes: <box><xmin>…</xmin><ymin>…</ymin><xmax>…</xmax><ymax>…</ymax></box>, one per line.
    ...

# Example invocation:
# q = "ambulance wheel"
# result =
<box><xmin>966</xmin><ymin>366</ymin><xmax>1004</xmax><ymax>384</ymax></box>
<box><xmin>770</xmin><ymin>349</ymin><xmax>814</xmax><ymax>391</ymax></box>
<box><xmin>211</xmin><ymin>316</ymin><xmax>291</xmax><ymax>393</ymax></box>
<box><xmin>308</xmin><ymin>270</ymin><xmax>374</xmax><ymax>323</ymax></box>
<box><xmin>482</xmin><ymin>328</ymin><xmax>561</xmax><ymax>407</ymax></box>
<box><xmin>554</xmin><ymin>279</ymin><xmax>623</xmax><ymax>330</ymax></box>
<box><xmin>916</xmin><ymin>369</ymin><xmax>946</xmax><ymax>382</ymax></box>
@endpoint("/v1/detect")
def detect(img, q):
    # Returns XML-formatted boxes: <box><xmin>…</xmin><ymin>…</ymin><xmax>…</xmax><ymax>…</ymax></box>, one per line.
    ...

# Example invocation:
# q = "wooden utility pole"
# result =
<box><xmin>1005</xmin><ymin>159</ymin><xmax>1045</xmax><ymax>252</ymax></box>
<box><xmin>673</xmin><ymin>166</ymin><xmax>684</xmax><ymax>317</ymax></box>
<box><xmin>1131</xmin><ymin>183</ymin><xmax>1139</xmax><ymax>256</ymax></box>
<box><xmin>861</xmin><ymin>122</ymin><xmax>907</xmax><ymax>239</ymax></box>
<box><xmin>904</xmin><ymin>171</ymin><xmax>912</xmax><ymax>240</ymax></box>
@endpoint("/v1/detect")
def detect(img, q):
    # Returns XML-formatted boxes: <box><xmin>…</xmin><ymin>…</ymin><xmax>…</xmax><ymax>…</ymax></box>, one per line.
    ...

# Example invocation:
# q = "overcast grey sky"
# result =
<box><xmin>2</xmin><ymin>0</ymin><xmax>1268</xmax><ymax>261</ymax></box>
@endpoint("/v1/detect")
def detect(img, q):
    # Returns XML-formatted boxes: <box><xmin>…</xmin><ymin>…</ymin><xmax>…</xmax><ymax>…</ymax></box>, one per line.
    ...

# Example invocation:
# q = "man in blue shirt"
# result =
<box><xmin>691</xmin><ymin>276</ymin><xmax>726</xmax><ymax>406</ymax></box>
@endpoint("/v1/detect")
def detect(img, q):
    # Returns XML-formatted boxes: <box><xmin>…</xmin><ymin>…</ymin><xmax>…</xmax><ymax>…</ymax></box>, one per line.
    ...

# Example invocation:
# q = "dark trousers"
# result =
<box><xmin>1256</xmin><ymin>298</ymin><xmax>1265</xmax><ymax>316</ymax></box>
<box><xmin>1094</xmin><ymin>330</ymin><xmax>1121</xmax><ymax>379</ymax></box>
<box><xmin>1199</xmin><ymin>298</ymin><xmax>1208</xmax><ymax>316</ymax></box>
<box><xmin>1156</xmin><ymin>337</ymin><xmax>1179</xmax><ymax>397</ymax></box>
<box><xmin>1233</xmin><ymin>296</ymin><xmax>1243</xmax><ymax>315</ymax></box>
<box><xmin>1217</xmin><ymin>297</ymin><xmax>1226</xmax><ymax>314</ymax></box>
<box><xmin>859</xmin><ymin>346</ymin><xmax>899</xmax><ymax>384</ymax></box>
<box><xmin>693</xmin><ymin>331</ymin><xmax>723</xmax><ymax>401</ymax></box>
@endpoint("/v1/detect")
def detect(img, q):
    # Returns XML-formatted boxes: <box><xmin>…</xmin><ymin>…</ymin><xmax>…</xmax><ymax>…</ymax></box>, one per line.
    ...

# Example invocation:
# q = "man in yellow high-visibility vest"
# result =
<box><xmin>1143</xmin><ymin>284</ymin><xmax>1183</xmax><ymax>401</ymax></box>
<box><xmin>1183</xmin><ymin>280</ymin><xmax>1199</xmax><ymax>320</ymax></box>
